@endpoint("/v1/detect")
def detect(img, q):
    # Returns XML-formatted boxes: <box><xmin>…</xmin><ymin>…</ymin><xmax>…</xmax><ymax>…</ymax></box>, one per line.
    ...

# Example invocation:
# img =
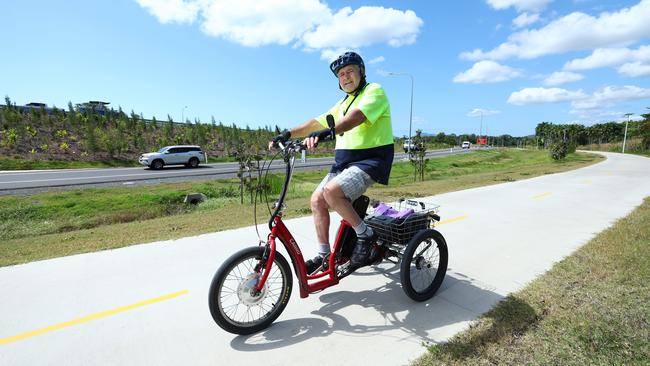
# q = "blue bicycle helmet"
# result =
<box><xmin>329</xmin><ymin>51</ymin><xmax>365</xmax><ymax>77</ymax></box>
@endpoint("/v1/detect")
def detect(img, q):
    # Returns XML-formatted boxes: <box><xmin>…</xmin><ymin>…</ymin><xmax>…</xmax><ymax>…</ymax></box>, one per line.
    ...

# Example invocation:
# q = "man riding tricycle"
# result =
<box><xmin>208</xmin><ymin>52</ymin><xmax>448</xmax><ymax>335</ymax></box>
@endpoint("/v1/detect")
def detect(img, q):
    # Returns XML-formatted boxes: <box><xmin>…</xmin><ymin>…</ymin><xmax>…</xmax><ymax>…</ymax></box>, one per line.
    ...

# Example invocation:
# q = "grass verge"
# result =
<box><xmin>579</xmin><ymin>138</ymin><xmax>650</xmax><ymax>157</ymax></box>
<box><xmin>413</xmin><ymin>197</ymin><xmax>650</xmax><ymax>366</ymax></box>
<box><xmin>0</xmin><ymin>157</ymin><xmax>142</xmax><ymax>170</ymax></box>
<box><xmin>0</xmin><ymin>149</ymin><xmax>603</xmax><ymax>267</ymax></box>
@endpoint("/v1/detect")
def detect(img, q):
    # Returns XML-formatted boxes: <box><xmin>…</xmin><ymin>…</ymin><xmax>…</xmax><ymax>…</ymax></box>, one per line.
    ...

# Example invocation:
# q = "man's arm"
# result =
<box><xmin>332</xmin><ymin>108</ymin><xmax>366</xmax><ymax>134</ymax></box>
<box><xmin>289</xmin><ymin>119</ymin><xmax>322</xmax><ymax>138</ymax></box>
<box><xmin>302</xmin><ymin>109</ymin><xmax>367</xmax><ymax>150</ymax></box>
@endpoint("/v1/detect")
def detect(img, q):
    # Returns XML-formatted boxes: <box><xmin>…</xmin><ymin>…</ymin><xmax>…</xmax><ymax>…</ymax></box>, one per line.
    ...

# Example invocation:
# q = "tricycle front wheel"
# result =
<box><xmin>208</xmin><ymin>246</ymin><xmax>292</xmax><ymax>335</ymax></box>
<box><xmin>400</xmin><ymin>229</ymin><xmax>448</xmax><ymax>301</ymax></box>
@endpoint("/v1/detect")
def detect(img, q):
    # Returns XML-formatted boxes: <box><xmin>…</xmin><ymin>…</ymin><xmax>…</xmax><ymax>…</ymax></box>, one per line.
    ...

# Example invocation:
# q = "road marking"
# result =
<box><xmin>0</xmin><ymin>290</ymin><xmax>189</xmax><ymax>346</ymax></box>
<box><xmin>437</xmin><ymin>215</ymin><xmax>468</xmax><ymax>226</ymax></box>
<box><xmin>532</xmin><ymin>192</ymin><xmax>552</xmax><ymax>200</ymax></box>
<box><xmin>0</xmin><ymin>170</ymin><xmax>238</xmax><ymax>185</ymax></box>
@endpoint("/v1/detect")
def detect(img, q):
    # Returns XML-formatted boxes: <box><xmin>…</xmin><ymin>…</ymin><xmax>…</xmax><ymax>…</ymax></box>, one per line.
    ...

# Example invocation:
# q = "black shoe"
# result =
<box><xmin>305</xmin><ymin>255</ymin><xmax>326</xmax><ymax>274</ymax></box>
<box><xmin>350</xmin><ymin>231</ymin><xmax>378</xmax><ymax>268</ymax></box>
<box><xmin>367</xmin><ymin>244</ymin><xmax>384</xmax><ymax>265</ymax></box>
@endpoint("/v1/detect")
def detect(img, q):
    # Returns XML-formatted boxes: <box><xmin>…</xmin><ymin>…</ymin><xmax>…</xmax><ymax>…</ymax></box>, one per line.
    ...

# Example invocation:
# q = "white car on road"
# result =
<box><xmin>139</xmin><ymin>145</ymin><xmax>206</xmax><ymax>169</ymax></box>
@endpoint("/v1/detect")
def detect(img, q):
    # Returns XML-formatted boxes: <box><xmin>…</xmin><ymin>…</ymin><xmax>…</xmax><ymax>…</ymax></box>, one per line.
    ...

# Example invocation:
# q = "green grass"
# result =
<box><xmin>0</xmin><ymin>149</ymin><xmax>603</xmax><ymax>267</ymax></box>
<box><xmin>0</xmin><ymin>157</ymin><xmax>141</xmax><ymax>170</ymax></box>
<box><xmin>413</xmin><ymin>197</ymin><xmax>650</xmax><ymax>366</ymax></box>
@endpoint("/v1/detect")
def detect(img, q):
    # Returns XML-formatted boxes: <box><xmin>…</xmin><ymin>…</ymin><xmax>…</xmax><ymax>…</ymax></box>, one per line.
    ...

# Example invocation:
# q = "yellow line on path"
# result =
<box><xmin>532</xmin><ymin>192</ymin><xmax>552</xmax><ymax>199</ymax></box>
<box><xmin>0</xmin><ymin>290</ymin><xmax>189</xmax><ymax>346</ymax></box>
<box><xmin>437</xmin><ymin>215</ymin><xmax>468</xmax><ymax>226</ymax></box>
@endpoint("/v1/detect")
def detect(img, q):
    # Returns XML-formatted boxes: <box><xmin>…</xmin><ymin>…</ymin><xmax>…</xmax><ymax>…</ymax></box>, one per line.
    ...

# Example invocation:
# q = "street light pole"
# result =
<box><xmin>478</xmin><ymin>110</ymin><xmax>483</xmax><ymax>140</ymax></box>
<box><xmin>388</xmin><ymin>72</ymin><xmax>414</xmax><ymax>154</ymax></box>
<box><xmin>181</xmin><ymin>105</ymin><xmax>188</xmax><ymax>123</ymax></box>
<box><xmin>623</xmin><ymin>113</ymin><xmax>633</xmax><ymax>153</ymax></box>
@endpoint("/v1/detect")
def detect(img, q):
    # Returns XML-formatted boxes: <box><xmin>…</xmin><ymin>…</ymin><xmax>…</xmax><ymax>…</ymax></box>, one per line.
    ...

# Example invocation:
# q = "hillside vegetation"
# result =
<box><xmin>0</xmin><ymin>97</ymin><xmax>279</xmax><ymax>164</ymax></box>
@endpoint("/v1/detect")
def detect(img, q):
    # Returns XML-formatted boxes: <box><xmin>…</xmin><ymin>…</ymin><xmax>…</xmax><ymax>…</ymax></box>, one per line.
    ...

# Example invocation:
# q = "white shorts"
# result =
<box><xmin>315</xmin><ymin>166</ymin><xmax>375</xmax><ymax>201</ymax></box>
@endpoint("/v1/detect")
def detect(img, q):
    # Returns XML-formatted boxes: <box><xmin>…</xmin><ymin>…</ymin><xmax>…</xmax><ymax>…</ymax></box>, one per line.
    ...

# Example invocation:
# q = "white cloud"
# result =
<box><xmin>136</xmin><ymin>0</ymin><xmax>200</xmax><ymax>24</ymax></box>
<box><xmin>467</xmin><ymin>108</ymin><xmax>501</xmax><ymax>117</ymax></box>
<box><xmin>571</xmin><ymin>85</ymin><xmax>650</xmax><ymax>109</ymax></box>
<box><xmin>507</xmin><ymin>87</ymin><xmax>587</xmax><ymax>105</ymax></box>
<box><xmin>368</xmin><ymin>56</ymin><xmax>385</xmax><ymax>64</ymax></box>
<box><xmin>568</xmin><ymin>109</ymin><xmax>644</xmax><ymax>121</ymax></box>
<box><xmin>301</xmin><ymin>7</ymin><xmax>423</xmax><ymax>56</ymax></box>
<box><xmin>512</xmin><ymin>12</ymin><xmax>540</xmax><ymax>28</ymax></box>
<box><xmin>508</xmin><ymin>85</ymin><xmax>650</xmax><ymax>109</ymax></box>
<box><xmin>486</xmin><ymin>0</ymin><xmax>553</xmax><ymax>12</ymax></box>
<box><xmin>320</xmin><ymin>48</ymin><xmax>350</xmax><ymax>62</ymax></box>
<box><xmin>564</xmin><ymin>45</ymin><xmax>650</xmax><ymax>70</ymax></box>
<box><xmin>199</xmin><ymin>0</ymin><xmax>330</xmax><ymax>47</ymax></box>
<box><xmin>462</xmin><ymin>0</ymin><xmax>650</xmax><ymax>60</ymax></box>
<box><xmin>453</xmin><ymin>60</ymin><xmax>523</xmax><ymax>83</ymax></box>
<box><xmin>618</xmin><ymin>61</ymin><xmax>650</xmax><ymax>77</ymax></box>
<box><xmin>136</xmin><ymin>1</ymin><xmax>423</xmax><ymax>56</ymax></box>
<box><xmin>543</xmin><ymin>71</ymin><xmax>584</xmax><ymax>86</ymax></box>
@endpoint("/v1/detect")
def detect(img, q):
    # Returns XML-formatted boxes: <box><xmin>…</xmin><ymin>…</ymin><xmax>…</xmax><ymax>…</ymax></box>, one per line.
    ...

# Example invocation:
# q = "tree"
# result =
<box><xmin>409</xmin><ymin>129</ymin><xmax>429</xmax><ymax>181</ymax></box>
<box><xmin>640</xmin><ymin>110</ymin><xmax>650</xmax><ymax>150</ymax></box>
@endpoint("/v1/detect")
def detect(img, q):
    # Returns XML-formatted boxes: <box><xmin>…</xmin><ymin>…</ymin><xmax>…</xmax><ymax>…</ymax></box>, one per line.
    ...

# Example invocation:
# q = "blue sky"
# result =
<box><xmin>2</xmin><ymin>0</ymin><xmax>649</xmax><ymax>137</ymax></box>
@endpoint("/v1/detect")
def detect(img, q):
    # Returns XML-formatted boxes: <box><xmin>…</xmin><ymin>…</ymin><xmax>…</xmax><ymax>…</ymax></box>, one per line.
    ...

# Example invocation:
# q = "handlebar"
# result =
<box><xmin>273</xmin><ymin>133</ymin><xmax>334</xmax><ymax>155</ymax></box>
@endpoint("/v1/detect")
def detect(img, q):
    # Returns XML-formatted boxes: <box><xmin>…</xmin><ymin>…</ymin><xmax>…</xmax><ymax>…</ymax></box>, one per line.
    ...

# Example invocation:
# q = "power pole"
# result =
<box><xmin>623</xmin><ymin>113</ymin><xmax>633</xmax><ymax>153</ymax></box>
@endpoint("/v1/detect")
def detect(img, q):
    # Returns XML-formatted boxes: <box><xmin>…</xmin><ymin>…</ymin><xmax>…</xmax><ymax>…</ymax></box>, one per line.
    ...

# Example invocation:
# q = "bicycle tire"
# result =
<box><xmin>208</xmin><ymin>246</ymin><xmax>292</xmax><ymax>335</ymax></box>
<box><xmin>399</xmin><ymin>229</ymin><xmax>448</xmax><ymax>301</ymax></box>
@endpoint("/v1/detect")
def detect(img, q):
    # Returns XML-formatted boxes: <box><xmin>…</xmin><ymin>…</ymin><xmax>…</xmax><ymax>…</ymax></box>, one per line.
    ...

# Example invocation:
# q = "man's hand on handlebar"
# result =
<box><xmin>269</xmin><ymin>129</ymin><xmax>291</xmax><ymax>150</ymax></box>
<box><xmin>303</xmin><ymin>128</ymin><xmax>333</xmax><ymax>150</ymax></box>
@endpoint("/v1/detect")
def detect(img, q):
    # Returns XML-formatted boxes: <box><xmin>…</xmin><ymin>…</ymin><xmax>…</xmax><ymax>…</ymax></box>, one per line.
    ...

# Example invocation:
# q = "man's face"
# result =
<box><xmin>337</xmin><ymin>64</ymin><xmax>362</xmax><ymax>93</ymax></box>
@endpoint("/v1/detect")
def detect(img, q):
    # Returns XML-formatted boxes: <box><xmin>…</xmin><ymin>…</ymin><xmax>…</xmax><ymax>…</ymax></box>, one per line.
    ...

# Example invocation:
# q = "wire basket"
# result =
<box><xmin>364</xmin><ymin>199</ymin><xmax>440</xmax><ymax>245</ymax></box>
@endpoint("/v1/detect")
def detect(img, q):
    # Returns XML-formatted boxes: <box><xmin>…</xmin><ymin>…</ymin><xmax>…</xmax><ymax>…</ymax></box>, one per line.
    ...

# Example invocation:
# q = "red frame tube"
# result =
<box><xmin>256</xmin><ymin>216</ymin><xmax>353</xmax><ymax>298</ymax></box>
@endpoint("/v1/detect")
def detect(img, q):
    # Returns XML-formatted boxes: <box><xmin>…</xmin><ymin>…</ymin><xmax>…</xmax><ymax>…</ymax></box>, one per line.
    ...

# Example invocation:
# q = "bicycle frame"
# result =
<box><xmin>255</xmin><ymin>139</ymin><xmax>353</xmax><ymax>298</ymax></box>
<box><xmin>262</xmin><ymin>215</ymin><xmax>353</xmax><ymax>298</ymax></box>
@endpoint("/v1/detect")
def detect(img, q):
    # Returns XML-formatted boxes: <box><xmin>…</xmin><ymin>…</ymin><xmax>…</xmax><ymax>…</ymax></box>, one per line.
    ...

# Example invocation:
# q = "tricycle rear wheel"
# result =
<box><xmin>400</xmin><ymin>229</ymin><xmax>448</xmax><ymax>301</ymax></box>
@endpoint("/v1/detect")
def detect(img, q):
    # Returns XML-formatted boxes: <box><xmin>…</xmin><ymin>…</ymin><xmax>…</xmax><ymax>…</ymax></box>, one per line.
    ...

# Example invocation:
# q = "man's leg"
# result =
<box><xmin>305</xmin><ymin>174</ymin><xmax>335</xmax><ymax>274</ymax></box>
<box><xmin>321</xmin><ymin>167</ymin><xmax>376</xmax><ymax>268</ymax></box>
<box><xmin>310</xmin><ymin>190</ymin><xmax>330</xmax><ymax>248</ymax></box>
<box><xmin>321</xmin><ymin>182</ymin><xmax>362</xmax><ymax>226</ymax></box>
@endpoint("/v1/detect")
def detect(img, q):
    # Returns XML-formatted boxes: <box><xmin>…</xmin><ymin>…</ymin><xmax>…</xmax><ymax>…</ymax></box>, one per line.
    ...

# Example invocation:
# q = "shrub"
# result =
<box><xmin>550</xmin><ymin>141</ymin><xmax>568</xmax><ymax>160</ymax></box>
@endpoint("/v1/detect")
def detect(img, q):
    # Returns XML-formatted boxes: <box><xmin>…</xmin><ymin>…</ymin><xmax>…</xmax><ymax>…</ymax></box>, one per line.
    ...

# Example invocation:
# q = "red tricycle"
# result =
<box><xmin>208</xmin><ymin>137</ymin><xmax>448</xmax><ymax>335</ymax></box>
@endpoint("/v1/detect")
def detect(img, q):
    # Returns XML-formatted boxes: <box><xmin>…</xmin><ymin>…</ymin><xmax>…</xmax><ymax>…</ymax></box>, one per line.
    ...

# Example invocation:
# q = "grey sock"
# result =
<box><xmin>353</xmin><ymin>222</ymin><xmax>368</xmax><ymax>235</ymax></box>
<box><xmin>357</xmin><ymin>225</ymin><xmax>374</xmax><ymax>239</ymax></box>
<box><xmin>318</xmin><ymin>243</ymin><xmax>330</xmax><ymax>257</ymax></box>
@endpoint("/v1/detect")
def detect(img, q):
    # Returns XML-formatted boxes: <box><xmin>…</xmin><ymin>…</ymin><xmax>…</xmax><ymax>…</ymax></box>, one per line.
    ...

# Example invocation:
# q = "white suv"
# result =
<box><xmin>139</xmin><ymin>145</ymin><xmax>205</xmax><ymax>169</ymax></box>
<box><xmin>461</xmin><ymin>141</ymin><xmax>471</xmax><ymax>149</ymax></box>
<box><xmin>403</xmin><ymin>139</ymin><xmax>424</xmax><ymax>153</ymax></box>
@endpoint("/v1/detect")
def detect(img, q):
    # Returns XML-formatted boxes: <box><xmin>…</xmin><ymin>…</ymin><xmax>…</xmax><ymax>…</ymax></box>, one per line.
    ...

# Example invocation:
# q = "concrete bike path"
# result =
<box><xmin>1</xmin><ymin>152</ymin><xmax>649</xmax><ymax>366</ymax></box>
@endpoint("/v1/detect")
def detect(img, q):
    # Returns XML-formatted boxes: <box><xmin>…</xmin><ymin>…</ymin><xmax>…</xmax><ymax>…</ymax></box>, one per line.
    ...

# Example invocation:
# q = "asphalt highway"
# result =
<box><xmin>0</xmin><ymin>148</ymin><xmax>471</xmax><ymax>194</ymax></box>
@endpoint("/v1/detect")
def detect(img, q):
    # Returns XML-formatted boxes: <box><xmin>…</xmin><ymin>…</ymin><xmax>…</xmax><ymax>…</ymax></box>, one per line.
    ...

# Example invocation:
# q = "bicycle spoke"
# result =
<box><xmin>214</xmin><ymin>252</ymin><xmax>289</xmax><ymax>327</ymax></box>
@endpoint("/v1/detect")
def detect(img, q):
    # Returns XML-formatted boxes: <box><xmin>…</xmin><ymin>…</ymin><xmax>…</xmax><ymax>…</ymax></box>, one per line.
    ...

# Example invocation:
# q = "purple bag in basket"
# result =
<box><xmin>374</xmin><ymin>203</ymin><xmax>415</xmax><ymax>219</ymax></box>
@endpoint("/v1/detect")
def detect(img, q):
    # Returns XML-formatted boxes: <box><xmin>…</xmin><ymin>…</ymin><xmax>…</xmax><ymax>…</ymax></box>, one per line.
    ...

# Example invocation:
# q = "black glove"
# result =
<box><xmin>272</xmin><ymin>129</ymin><xmax>291</xmax><ymax>145</ymax></box>
<box><xmin>308</xmin><ymin>128</ymin><xmax>333</xmax><ymax>141</ymax></box>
